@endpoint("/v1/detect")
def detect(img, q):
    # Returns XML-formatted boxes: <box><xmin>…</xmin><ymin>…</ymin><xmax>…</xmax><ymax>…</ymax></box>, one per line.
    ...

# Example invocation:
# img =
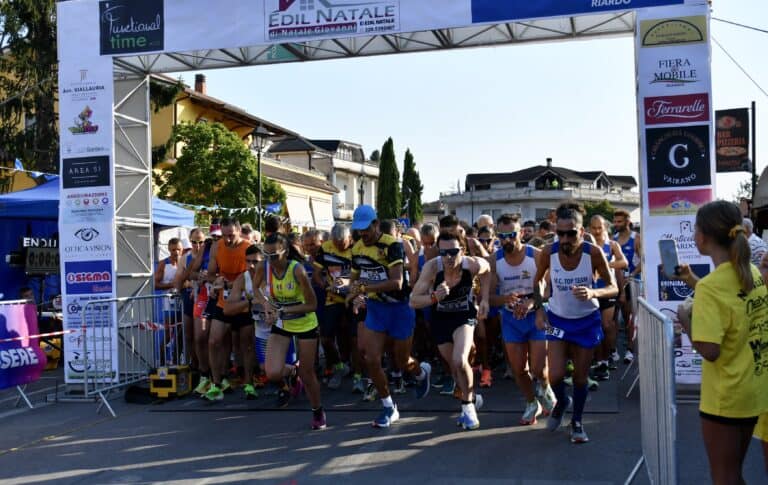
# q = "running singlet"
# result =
<box><xmin>267</xmin><ymin>260</ymin><xmax>318</xmax><ymax>333</ymax></box>
<box><xmin>160</xmin><ymin>257</ymin><xmax>178</xmax><ymax>287</ymax></box>
<box><xmin>216</xmin><ymin>240</ymin><xmax>250</xmax><ymax>308</ymax></box>
<box><xmin>351</xmin><ymin>233</ymin><xmax>409</xmax><ymax>303</ymax></box>
<box><xmin>594</xmin><ymin>242</ymin><xmax>614</xmax><ymax>289</ymax></box>
<box><xmin>613</xmin><ymin>231</ymin><xmax>639</xmax><ymax>276</ymax></box>
<box><xmin>432</xmin><ymin>257</ymin><xmax>477</xmax><ymax>325</ymax></box>
<box><xmin>313</xmin><ymin>240</ymin><xmax>352</xmax><ymax>305</ymax></box>
<box><xmin>548</xmin><ymin>242</ymin><xmax>599</xmax><ymax>319</ymax></box>
<box><xmin>495</xmin><ymin>246</ymin><xmax>537</xmax><ymax>311</ymax></box>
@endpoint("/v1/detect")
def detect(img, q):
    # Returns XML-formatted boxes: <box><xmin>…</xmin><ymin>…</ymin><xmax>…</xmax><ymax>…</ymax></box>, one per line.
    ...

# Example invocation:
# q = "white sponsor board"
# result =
<box><xmin>636</xmin><ymin>4</ymin><xmax>714</xmax><ymax>385</ymax></box>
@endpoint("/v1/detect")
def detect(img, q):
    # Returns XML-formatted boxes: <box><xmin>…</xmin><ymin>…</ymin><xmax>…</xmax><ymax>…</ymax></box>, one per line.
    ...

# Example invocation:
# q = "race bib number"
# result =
<box><xmin>360</xmin><ymin>268</ymin><xmax>387</xmax><ymax>283</ymax></box>
<box><xmin>546</xmin><ymin>326</ymin><xmax>565</xmax><ymax>339</ymax></box>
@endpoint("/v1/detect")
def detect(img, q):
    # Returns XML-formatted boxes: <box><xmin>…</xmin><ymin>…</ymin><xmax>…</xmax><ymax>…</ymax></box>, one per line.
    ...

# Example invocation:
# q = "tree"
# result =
<box><xmin>369</xmin><ymin>149</ymin><xmax>380</xmax><ymax>162</ymax></box>
<box><xmin>401</xmin><ymin>149</ymin><xmax>423</xmax><ymax>223</ymax></box>
<box><xmin>376</xmin><ymin>137</ymin><xmax>401</xmax><ymax>219</ymax></box>
<box><xmin>732</xmin><ymin>178</ymin><xmax>752</xmax><ymax>203</ymax></box>
<box><xmin>155</xmin><ymin>121</ymin><xmax>285</xmax><ymax>223</ymax></box>
<box><xmin>0</xmin><ymin>1</ymin><xmax>58</xmax><ymax>172</ymax></box>
<box><xmin>583</xmin><ymin>199</ymin><xmax>616</xmax><ymax>223</ymax></box>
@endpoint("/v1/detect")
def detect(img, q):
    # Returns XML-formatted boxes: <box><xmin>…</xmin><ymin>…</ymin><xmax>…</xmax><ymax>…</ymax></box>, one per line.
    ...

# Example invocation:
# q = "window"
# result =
<box><xmin>473</xmin><ymin>184</ymin><xmax>491</xmax><ymax>191</ymax></box>
<box><xmin>300</xmin><ymin>0</ymin><xmax>315</xmax><ymax>10</ymax></box>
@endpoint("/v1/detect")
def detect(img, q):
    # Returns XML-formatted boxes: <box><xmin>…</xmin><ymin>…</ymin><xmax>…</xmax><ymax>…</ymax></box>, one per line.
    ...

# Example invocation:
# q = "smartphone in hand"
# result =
<box><xmin>659</xmin><ymin>239</ymin><xmax>680</xmax><ymax>279</ymax></box>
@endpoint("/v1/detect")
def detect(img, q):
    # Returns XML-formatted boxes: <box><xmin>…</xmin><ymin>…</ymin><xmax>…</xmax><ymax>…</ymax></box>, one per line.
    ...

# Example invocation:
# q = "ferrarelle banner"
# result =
<box><xmin>636</xmin><ymin>4</ymin><xmax>714</xmax><ymax>385</ymax></box>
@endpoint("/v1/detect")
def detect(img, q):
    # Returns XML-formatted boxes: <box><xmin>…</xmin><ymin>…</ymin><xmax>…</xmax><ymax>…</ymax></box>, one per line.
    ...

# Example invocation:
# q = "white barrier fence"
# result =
<box><xmin>625</xmin><ymin>297</ymin><xmax>678</xmax><ymax>485</ymax></box>
<box><xmin>81</xmin><ymin>294</ymin><xmax>185</xmax><ymax>416</ymax></box>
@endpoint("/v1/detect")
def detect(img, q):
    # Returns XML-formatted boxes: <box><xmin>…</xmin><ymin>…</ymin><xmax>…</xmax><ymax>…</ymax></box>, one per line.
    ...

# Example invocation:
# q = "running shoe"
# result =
<box><xmin>372</xmin><ymin>405</ymin><xmax>399</xmax><ymax>428</ymax></box>
<box><xmin>414</xmin><ymin>362</ymin><xmax>432</xmax><ymax>399</ymax></box>
<box><xmin>439</xmin><ymin>376</ymin><xmax>456</xmax><ymax>396</ymax></box>
<box><xmin>254</xmin><ymin>373</ymin><xmax>268</xmax><ymax>389</ymax></box>
<box><xmin>520</xmin><ymin>400</ymin><xmax>542</xmax><ymax>425</ymax></box>
<box><xmin>276</xmin><ymin>387</ymin><xmax>291</xmax><ymax>408</ymax></box>
<box><xmin>362</xmin><ymin>381</ymin><xmax>378</xmax><ymax>402</ymax></box>
<box><xmin>503</xmin><ymin>365</ymin><xmax>514</xmax><ymax>380</ymax></box>
<box><xmin>624</xmin><ymin>350</ymin><xmax>635</xmax><ymax>364</ymax></box>
<box><xmin>205</xmin><ymin>383</ymin><xmax>223</xmax><ymax>402</ymax></box>
<box><xmin>479</xmin><ymin>368</ymin><xmax>492</xmax><ymax>388</ymax></box>
<box><xmin>352</xmin><ymin>375</ymin><xmax>366</xmax><ymax>394</ymax></box>
<box><xmin>475</xmin><ymin>394</ymin><xmax>484</xmax><ymax>411</ymax></box>
<box><xmin>194</xmin><ymin>376</ymin><xmax>211</xmax><ymax>395</ymax></box>
<box><xmin>243</xmin><ymin>383</ymin><xmax>258</xmax><ymax>400</ymax></box>
<box><xmin>570</xmin><ymin>421</ymin><xmax>589</xmax><ymax>444</ymax></box>
<box><xmin>220</xmin><ymin>378</ymin><xmax>232</xmax><ymax>393</ymax></box>
<box><xmin>563</xmin><ymin>376</ymin><xmax>573</xmax><ymax>387</ymax></box>
<box><xmin>565</xmin><ymin>360</ymin><xmax>575</xmax><ymax>376</ymax></box>
<box><xmin>588</xmin><ymin>377</ymin><xmax>600</xmax><ymax>391</ymax></box>
<box><xmin>456</xmin><ymin>410</ymin><xmax>466</xmax><ymax>426</ymax></box>
<box><xmin>547</xmin><ymin>396</ymin><xmax>572</xmax><ymax>431</ymax></box>
<box><xmin>311</xmin><ymin>410</ymin><xmax>327</xmax><ymax>430</ymax></box>
<box><xmin>392</xmin><ymin>376</ymin><xmax>406</xmax><ymax>394</ymax></box>
<box><xmin>539</xmin><ymin>386</ymin><xmax>557</xmax><ymax>416</ymax></box>
<box><xmin>328</xmin><ymin>364</ymin><xmax>347</xmax><ymax>390</ymax></box>
<box><xmin>609</xmin><ymin>350</ymin><xmax>620</xmax><ymax>370</ymax></box>
<box><xmin>592</xmin><ymin>362</ymin><xmax>610</xmax><ymax>381</ymax></box>
<box><xmin>432</xmin><ymin>374</ymin><xmax>447</xmax><ymax>389</ymax></box>
<box><xmin>460</xmin><ymin>405</ymin><xmax>480</xmax><ymax>430</ymax></box>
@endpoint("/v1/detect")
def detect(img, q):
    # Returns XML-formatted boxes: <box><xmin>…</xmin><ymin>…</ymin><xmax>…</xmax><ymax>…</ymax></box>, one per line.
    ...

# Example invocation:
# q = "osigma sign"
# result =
<box><xmin>644</xmin><ymin>93</ymin><xmax>709</xmax><ymax>125</ymax></box>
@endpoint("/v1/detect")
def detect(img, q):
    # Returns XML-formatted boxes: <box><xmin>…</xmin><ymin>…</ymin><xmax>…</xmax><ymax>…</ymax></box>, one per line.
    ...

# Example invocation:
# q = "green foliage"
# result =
<box><xmin>376</xmin><ymin>137</ymin><xmax>401</xmax><ymax>219</ymax></box>
<box><xmin>155</xmin><ymin>121</ymin><xmax>285</xmax><ymax>224</ymax></box>
<box><xmin>401</xmin><ymin>149</ymin><xmax>423</xmax><ymax>224</ymax></box>
<box><xmin>583</xmin><ymin>199</ymin><xmax>616</xmax><ymax>223</ymax></box>
<box><xmin>732</xmin><ymin>178</ymin><xmax>752</xmax><ymax>203</ymax></box>
<box><xmin>0</xmin><ymin>1</ymin><xmax>58</xmax><ymax>172</ymax></box>
<box><xmin>370</xmin><ymin>149</ymin><xmax>380</xmax><ymax>162</ymax></box>
<box><xmin>149</xmin><ymin>78</ymin><xmax>185</xmax><ymax>113</ymax></box>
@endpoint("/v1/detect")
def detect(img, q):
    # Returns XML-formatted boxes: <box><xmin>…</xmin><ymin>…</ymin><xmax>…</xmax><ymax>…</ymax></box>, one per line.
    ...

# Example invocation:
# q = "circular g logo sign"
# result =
<box><xmin>668</xmin><ymin>143</ymin><xmax>690</xmax><ymax>169</ymax></box>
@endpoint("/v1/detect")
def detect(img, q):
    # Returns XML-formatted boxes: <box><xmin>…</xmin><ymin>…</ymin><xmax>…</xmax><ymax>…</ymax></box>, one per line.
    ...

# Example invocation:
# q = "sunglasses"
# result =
<box><xmin>478</xmin><ymin>238</ymin><xmax>492</xmax><ymax>244</ymax></box>
<box><xmin>556</xmin><ymin>229</ymin><xmax>579</xmax><ymax>238</ymax></box>
<box><xmin>497</xmin><ymin>232</ymin><xmax>517</xmax><ymax>240</ymax></box>
<box><xmin>263</xmin><ymin>250</ymin><xmax>285</xmax><ymax>259</ymax></box>
<box><xmin>439</xmin><ymin>248</ymin><xmax>461</xmax><ymax>257</ymax></box>
<box><xmin>190</xmin><ymin>240</ymin><xmax>205</xmax><ymax>245</ymax></box>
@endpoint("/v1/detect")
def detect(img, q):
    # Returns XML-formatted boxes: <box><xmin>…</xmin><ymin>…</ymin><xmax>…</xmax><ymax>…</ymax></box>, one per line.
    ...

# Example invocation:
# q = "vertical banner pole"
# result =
<box><xmin>752</xmin><ymin>100</ymin><xmax>757</xmax><ymax>205</ymax></box>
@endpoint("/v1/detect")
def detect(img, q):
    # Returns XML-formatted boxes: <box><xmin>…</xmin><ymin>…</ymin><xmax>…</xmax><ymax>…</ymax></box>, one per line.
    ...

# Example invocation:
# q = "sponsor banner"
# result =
<box><xmin>657</xmin><ymin>263</ymin><xmax>708</xmax><ymax>301</ymax></box>
<box><xmin>715</xmin><ymin>108</ymin><xmax>751</xmax><ymax>173</ymax></box>
<box><xmin>471</xmin><ymin>0</ymin><xmax>685</xmax><ymax>24</ymax></box>
<box><xmin>674</xmin><ymin>335</ymin><xmax>703</xmax><ymax>384</ymax></box>
<box><xmin>0</xmin><ymin>303</ymin><xmax>47</xmax><ymax>390</ymax></box>
<box><xmin>64</xmin><ymin>260</ymin><xmax>114</xmax><ymax>295</ymax></box>
<box><xmin>100</xmin><ymin>0</ymin><xmax>165</xmax><ymax>55</ymax></box>
<box><xmin>61</xmin><ymin>189</ymin><xmax>113</xmax><ymax>224</ymax></box>
<box><xmin>60</xmin><ymin>222</ymin><xmax>115</xmax><ymax>262</ymax></box>
<box><xmin>58</xmin><ymin>61</ymin><xmax>114</xmax><ymax>157</ymax></box>
<box><xmin>64</xmin><ymin>295</ymin><xmax>112</xmax><ymax>328</ymax></box>
<box><xmin>62</xmin><ymin>155</ymin><xmax>110</xmax><ymax>189</ymax></box>
<box><xmin>639</xmin><ymin>14</ymin><xmax>707</xmax><ymax>47</ymax></box>
<box><xmin>646</xmin><ymin>125</ymin><xmax>711</xmax><ymax>189</ymax></box>
<box><xmin>647</xmin><ymin>187</ymin><xmax>711</xmax><ymax>216</ymax></box>
<box><xmin>644</xmin><ymin>93</ymin><xmax>709</xmax><ymax>125</ymax></box>
<box><xmin>637</xmin><ymin>44</ymin><xmax>709</xmax><ymax>97</ymax></box>
<box><xmin>64</xmin><ymin>328</ymin><xmax>118</xmax><ymax>383</ymax></box>
<box><xmin>265</xmin><ymin>0</ymin><xmax>401</xmax><ymax>42</ymax></box>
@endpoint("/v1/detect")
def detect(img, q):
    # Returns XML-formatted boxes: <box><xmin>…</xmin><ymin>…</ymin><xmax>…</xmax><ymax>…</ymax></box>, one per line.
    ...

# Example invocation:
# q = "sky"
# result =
<box><xmin>177</xmin><ymin>0</ymin><xmax>768</xmax><ymax>203</ymax></box>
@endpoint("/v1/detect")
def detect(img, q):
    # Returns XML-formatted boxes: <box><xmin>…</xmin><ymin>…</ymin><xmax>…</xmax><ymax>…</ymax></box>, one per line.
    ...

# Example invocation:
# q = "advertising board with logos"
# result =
<box><xmin>636</xmin><ymin>4</ymin><xmax>714</xmax><ymax>384</ymax></box>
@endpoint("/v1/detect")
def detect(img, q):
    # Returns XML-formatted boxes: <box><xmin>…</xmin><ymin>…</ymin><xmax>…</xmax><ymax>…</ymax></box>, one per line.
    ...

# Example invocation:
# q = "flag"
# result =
<box><xmin>14</xmin><ymin>159</ymin><xmax>23</xmax><ymax>171</ymax></box>
<box><xmin>266</xmin><ymin>202</ymin><xmax>282</xmax><ymax>214</ymax></box>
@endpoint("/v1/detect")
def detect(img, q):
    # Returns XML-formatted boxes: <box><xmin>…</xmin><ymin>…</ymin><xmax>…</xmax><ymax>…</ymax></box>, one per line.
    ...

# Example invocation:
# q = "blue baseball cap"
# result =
<box><xmin>351</xmin><ymin>205</ymin><xmax>377</xmax><ymax>230</ymax></box>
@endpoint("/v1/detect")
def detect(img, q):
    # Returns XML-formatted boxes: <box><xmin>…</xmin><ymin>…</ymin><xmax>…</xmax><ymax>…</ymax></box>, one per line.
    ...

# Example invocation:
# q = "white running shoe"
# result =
<box><xmin>520</xmin><ymin>400</ymin><xmax>542</xmax><ymax>425</ymax></box>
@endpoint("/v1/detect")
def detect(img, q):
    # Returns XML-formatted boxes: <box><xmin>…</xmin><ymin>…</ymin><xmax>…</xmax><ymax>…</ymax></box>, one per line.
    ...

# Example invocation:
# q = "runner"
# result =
<box><xmin>172</xmin><ymin>229</ymin><xmax>206</xmax><ymax>378</ymax></box>
<box><xmin>348</xmin><ymin>205</ymin><xmax>431</xmax><ymax>428</ymax></box>
<box><xmin>313</xmin><ymin>224</ymin><xmax>358</xmax><ymax>391</ymax></box>
<box><xmin>612</xmin><ymin>209</ymin><xmax>642</xmax><ymax>364</ymax></box>
<box><xmin>410</xmin><ymin>232</ymin><xmax>490</xmax><ymax>429</ymax></box>
<box><xmin>251</xmin><ymin>233</ymin><xmax>326</xmax><ymax>429</ymax></box>
<box><xmin>204</xmin><ymin>218</ymin><xmax>254</xmax><ymax>401</ymax></box>
<box><xmin>534</xmin><ymin>202</ymin><xmax>618</xmax><ymax>443</ymax></box>
<box><xmin>588</xmin><ymin>215</ymin><xmax>627</xmax><ymax>380</ymax></box>
<box><xmin>489</xmin><ymin>214</ymin><xmax>556</xmax><ymax>425</ymax></box>
<box><xmin>222</xmin><ymin>244</ymin><xmax>265</xmax><ymax>400</ymax></box>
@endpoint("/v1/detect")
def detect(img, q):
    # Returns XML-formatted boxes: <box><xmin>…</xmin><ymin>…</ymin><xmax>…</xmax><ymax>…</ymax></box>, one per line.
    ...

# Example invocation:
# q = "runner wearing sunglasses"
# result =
<box><xmin>533</xmin><ymin>203</ymin><xmax>617</xmax><ymax>443</ymax></box>
<box><xmin>410</xmin><ymin>232</ymin><xmax>490</xmax><ymax>429</ymax></box>
<box><xmin>489</xmin><ymin>214</ymin><xmax>556</xmax><ymax>425</ymax></box>
<box><xmin>250</xmin><ymin>232</ymin><xmax>326</xmax><ymax>430</ymax></box>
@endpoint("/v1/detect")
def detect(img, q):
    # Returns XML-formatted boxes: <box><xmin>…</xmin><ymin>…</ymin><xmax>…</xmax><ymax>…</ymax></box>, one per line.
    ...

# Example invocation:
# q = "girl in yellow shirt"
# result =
<box><xmin>677</xmin><ymin>200</ymin><xmax>768</xmax><ymax>485</ymax></box>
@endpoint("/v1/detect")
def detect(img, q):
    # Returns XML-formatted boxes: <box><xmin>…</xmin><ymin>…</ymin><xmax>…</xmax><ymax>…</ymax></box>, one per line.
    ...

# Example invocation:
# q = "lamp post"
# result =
<box><xmin>252</xmin><ymin>125</ymin><xmax>272</xmax><ymax>233</ymax></box>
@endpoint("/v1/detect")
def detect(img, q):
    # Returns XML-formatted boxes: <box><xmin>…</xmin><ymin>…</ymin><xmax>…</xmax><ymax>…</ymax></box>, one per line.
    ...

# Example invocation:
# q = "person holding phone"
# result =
<box><xmin>533</xmin><ymin>202</ymin><xmax>617</xmax><ymax>444</ymax></box>
<box><xmin>674</xmin><ymin>201</ymin><xmax>768</xmax><ymax>485</ymax></box>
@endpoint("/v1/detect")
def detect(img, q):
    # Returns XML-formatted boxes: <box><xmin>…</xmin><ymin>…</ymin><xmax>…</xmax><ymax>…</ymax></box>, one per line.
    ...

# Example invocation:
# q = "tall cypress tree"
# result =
<box><xmin>376</xmin><ymin>137</ymin><xmax>401</xmax><ymax>219</ymax></box>
<box><xmin>401</xmin><ymin>149</ymin><xmax>423</xmax><ymax>224</ymax></box>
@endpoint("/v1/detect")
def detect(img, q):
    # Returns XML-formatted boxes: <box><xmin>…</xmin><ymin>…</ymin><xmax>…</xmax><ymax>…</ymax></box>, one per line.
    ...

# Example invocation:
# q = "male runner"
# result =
<box><xmin>612</xmin><ymin>209</ymin><xmax>642</xmax><ymax>364</ymax></box>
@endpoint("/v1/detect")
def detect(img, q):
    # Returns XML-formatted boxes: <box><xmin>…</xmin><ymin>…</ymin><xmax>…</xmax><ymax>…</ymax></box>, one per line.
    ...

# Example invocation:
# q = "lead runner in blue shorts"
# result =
<box><xmin>533</xmin><ymin>202</ymin><xmax>617</xmax><ymax>444</ymax></box>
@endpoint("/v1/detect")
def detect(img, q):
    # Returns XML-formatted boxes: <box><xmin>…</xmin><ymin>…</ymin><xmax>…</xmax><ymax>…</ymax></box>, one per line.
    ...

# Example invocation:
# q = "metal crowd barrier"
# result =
<box><xmin>624</xmin><ymin>297</ymin><xmax>678</xmax><ymax>485</ymax></box>
<box><xmin>621</xmin><ymin>277</ymin><xmax>643</xmax><ymax>393</ymax></box>
<box><xmin>81</xmin><ymin>294</ymin><xmax>185</xmax><ymax>417</ymax></box>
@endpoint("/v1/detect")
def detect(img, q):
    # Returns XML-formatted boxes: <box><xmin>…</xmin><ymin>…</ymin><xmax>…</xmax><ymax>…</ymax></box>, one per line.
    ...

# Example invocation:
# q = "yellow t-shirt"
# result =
<box><xmin>351</xmin><ymin>233</ymin><xmax>409</xmax><ymax>303</ymax></box>
<box><xmin>692</xmin><ymin>262</ymin><xmax>768</xmax><ymax>418</ymax></box>
<box><xmin>755</xmin><ymin>413</ymin><xmax>768</xmax><ymax>441</ymax></box>
<box><xmin>313</xmin><ymin>240</ymin><xmax>352</xmax><ymax>305</ymax></box>
<box><xmin>268</xmin><ymin>260</ymin><xmax>318</xmax><ymax>333</ymax></box>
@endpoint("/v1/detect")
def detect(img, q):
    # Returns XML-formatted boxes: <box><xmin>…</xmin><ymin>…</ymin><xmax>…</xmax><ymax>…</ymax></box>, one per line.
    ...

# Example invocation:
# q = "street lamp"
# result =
<box><xmin>252</xmin><ymin>124</ymin><xmax>272</xmax><ymax>232</ymax></box>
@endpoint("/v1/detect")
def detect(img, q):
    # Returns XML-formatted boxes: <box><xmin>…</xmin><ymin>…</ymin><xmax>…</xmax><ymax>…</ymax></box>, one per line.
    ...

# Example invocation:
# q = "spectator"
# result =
<box><xmin>521</xmin><ymin>220</ymin><xmax>536</xmax><ymax>243</ymax></box>
<box><xmin>743</xmin><ymin>218</ymin><xmax>766</xmax><ymax>266</ymax></box>
<box><xmin>476</xmin><ymin>214</ymin><xmax>494</xmax><ymax>231</ymax></box>
<box><xmin>241</xmin><ymin>223</ymin><xmax>254</xmax><ymax>242</ymax></box>
<box><xmin>19</xmin><ymin>286</ymin><xmax>35</xmax><ymax>304</ymax></box>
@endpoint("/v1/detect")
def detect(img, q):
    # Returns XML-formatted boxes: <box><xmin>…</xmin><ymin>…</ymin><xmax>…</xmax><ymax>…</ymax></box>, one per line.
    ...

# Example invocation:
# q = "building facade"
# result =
<box><xmin>439</xmin><ymin>159</ymin><xmax>640</xmax><ymax>223</ymax></box>
<box><xmin>268</xmin><ymin>138</ymin><xmax>378</xmax><ymax>223</ymax></box>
